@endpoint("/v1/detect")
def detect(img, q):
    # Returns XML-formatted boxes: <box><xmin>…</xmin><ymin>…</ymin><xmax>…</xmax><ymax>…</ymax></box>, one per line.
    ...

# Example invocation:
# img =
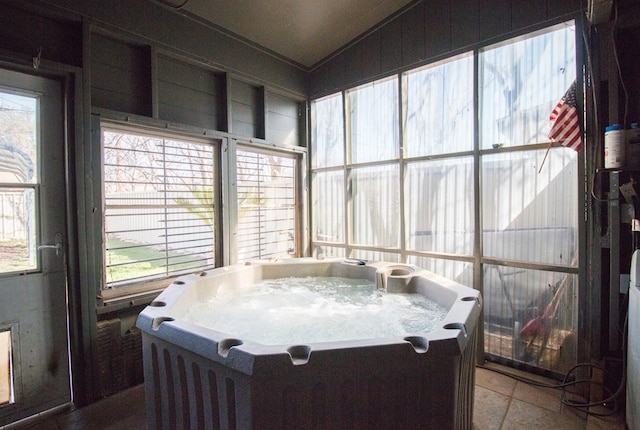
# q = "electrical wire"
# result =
<box><xmin>581</xmin><ymin>13</ymin><xmax>620</xmax><ymax>202</ymax></box>
<box><xmin>479</xmin><ymin>360</ymin><xmax>623</xmax><ymax>417</ymax></box>
<box><xmin>156</xmin><ymin>0</ymin><xmax>190</xmax><ymax>10</ymax></box>
<box><xmin>610</xmin><ymin>2</ymin><xmax>629</xmax><ymax>129</ymax></box>
<box><xmin>481</xmin><ymin>5</ymin><xmax>632</xmax><ymax>419</ymax></box>
<box><xmin>479</xmin><ymin>303</ymin><xmax>628</xmax><ymax>418</ymax></box>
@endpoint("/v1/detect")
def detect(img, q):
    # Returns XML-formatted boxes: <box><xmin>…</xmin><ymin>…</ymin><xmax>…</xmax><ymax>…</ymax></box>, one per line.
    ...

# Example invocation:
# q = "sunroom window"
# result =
<box><xmin>102</xmin><ymin>126</ymin><xmax>218</xmax><ymax>287</ymax></box>
<box><xmin>236</xmin><ymin>147</ymin><xmax>298</xmax><ymax>262</ymax></box>
<box><xmin>311</xmin><ymin>21</ymin><xmax>580</xmax><ymax>376</ymax></box>
<box><xmin>479</xmin><ymin>23</ymin><xmax>578</xmax><ymax>372</ymax></box>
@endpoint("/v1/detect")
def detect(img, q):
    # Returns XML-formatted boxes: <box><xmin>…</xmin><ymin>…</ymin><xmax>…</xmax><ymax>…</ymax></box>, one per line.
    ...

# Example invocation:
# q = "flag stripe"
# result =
<box><xmin>548</xmin><ymin>81</ymin><xmax>582</xmax><ymax>151</ymax></box>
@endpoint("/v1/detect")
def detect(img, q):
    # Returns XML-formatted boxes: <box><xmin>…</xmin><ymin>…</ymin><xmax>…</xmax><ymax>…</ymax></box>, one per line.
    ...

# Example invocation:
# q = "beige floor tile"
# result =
<box><xmin>512</xmin><ymin>380</ymin><xmax>563</xmax><ymax>413</ymax></box>
<box><xmin>585</xmin><ymin>411</ymin><xmax>627</xmax><ymax>430</ymax></box>
<box><xmin>475</xmin><ymin>367</ymin><xmax>517</xmax><ymax>397</ymax></box>
<box><xmin>502</xmin><ymin>397</ymin><xmax>586</xmax><ymax>430</ymax></box>
<box><xmin>473</xmin><ymin>385</ymin><xmax>510</xmax><ymax>430</ymax></box>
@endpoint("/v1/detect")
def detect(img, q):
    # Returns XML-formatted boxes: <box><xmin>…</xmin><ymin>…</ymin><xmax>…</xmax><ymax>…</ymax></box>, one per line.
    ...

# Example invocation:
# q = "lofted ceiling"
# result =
<box><xmin>173</xmin><ymin>0</ymin><xmax>414</xmax><ymax>69</ymax></box>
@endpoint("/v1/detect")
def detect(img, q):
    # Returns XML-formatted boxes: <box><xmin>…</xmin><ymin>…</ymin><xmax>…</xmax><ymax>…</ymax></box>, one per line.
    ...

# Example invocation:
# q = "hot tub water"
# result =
<box><xmin>182</xmin><ymin>276</ymin><xmax>449</xmax><ymax>345</ymax></box>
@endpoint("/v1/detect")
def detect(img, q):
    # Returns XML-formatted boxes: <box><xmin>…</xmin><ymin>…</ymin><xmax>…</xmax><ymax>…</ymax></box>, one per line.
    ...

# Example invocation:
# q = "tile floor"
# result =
<box><xmin>4</xmin><ymin>364</ymin><xmax>627</xmax><ymax>430</ymax></box>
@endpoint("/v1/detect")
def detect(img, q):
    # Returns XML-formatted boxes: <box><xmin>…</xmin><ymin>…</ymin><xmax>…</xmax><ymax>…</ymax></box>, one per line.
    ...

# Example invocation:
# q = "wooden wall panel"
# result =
<box><xmin>547</xmin><ymin>0</ymin><xmax>582</xmax><ymax>19</ymax></box>
<box><xmin>402</xmin><ymin>1</ymin><xmax>426</xmax><ymax>65</ymax></box>
<box><xmin>311</xmin><ymin>62</ymin><xmax>332</xmax><ymax>98</ymax></box>
<box><xmin>424</xmin><ymin>0</ymin><xmax>452</xmax><ymax>60</ymax></box>
<box><xmin>156</xmin><ymin>55</ymin><xmax>225</xmax><ymax>130</ymax></box>
<box><xmin>479</xmin><ymin>0</ymin><xmax>512</xmax><ymax>41</ymax></box>
<box><xmin>91</xmin><ymin>33</ymin><xmax>151</xmax><ymax>116</ymax></box>
<box><xmin>46</xmin><ymin>0</ymin><xmax>308</xmax><ymax>97</ymax></box>
<box><xmin>380</xmin><ymin>16</ymin><xmax>403</xmax><ymax>72</ymax></box>
<box><xmin>230</xmin><ymin>79</ymin><xmax>262</xmax><ymax>138</ymax></box>
<box><xmin>334</xmin><ymin>50</ymin><xmax>358</xmax><ymax>89</ymax></box>
<box><xmin>0</xmin><ymin>3</ymin><xmax>82</xmax><ymax>67</ymax></box>
<box><xmin>451</xmin><ymin>0</ymin><xmax>480</xmax><ymax>50</ymax></box>
<box><xmin>360</xmin><ymin>31</ymin><xmax>382</xmax><ymax>79</ymax></box>
<box><xmin>511</xmin><ymin>0</ymin><xmax>548</xmax><ymax>30</ymax></box>
<box><xmin>266</xmin><ymin>92</ymin><xmax>301</xmax><ymax>147</ymax></box>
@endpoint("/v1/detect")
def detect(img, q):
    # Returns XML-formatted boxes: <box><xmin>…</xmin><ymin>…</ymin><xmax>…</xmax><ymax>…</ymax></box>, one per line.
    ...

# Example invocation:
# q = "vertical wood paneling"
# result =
<box><xmin>451</xmin><ymin>0</ymin><xmax>480</xmax><ymax>50</ymax></box>
<box><xmin>547</xmin><ymin>0</ymin><xmax>581</xmax><ymax>18</ymax></box>
<box><xmin>479</xmin><ymin>0</ymin><xmax>512</xmax><ymax>41</ymax></box>
<box><xmin>380</xmin><ymin>16</ymin><xmax>403</xmax><ymax>72</ymax></box>
<box><xmin>310</xmin><ymin>62</ymin><xmax>331</xmax><ymax>97</ymax></box>
<box><xmin>402</xmin><ymin>1</ymin><xmax>426</xmax><ymax>65</ymax></box>
<box><xmin>424</xmin><ymin>0</ymin><xmax>452</xmax><ymax>59</ymax></box>
<box><xmin>334</xmin><ymin>49</ymin><xmax>358</xmax><ymax>89</ymax></box>
<box><xmin>511</xmin><ymin>0</ymin><xmax>548</xmax><ymax>30</ymax></box>
<box><xmin>91</xmin><ymin>33</ymin><xmax>151</xmax><ymax>116</ymax></box>
<box><xmin>360</xmin><ymin>31</ymin><xmax>382</xmax><ymax>79</ymax></box>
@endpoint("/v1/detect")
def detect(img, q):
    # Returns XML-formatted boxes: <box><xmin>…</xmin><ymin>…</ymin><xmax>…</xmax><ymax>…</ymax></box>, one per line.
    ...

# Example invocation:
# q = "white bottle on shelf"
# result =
<box><xmin>605</xmin><ymin>124</ymin><xmax>626</xmax><ymax>169</ymax></box>
<box><xmin>628</xmin><ymin>122</ymin><xmax>640</xmax><ymax>170</ymax></box>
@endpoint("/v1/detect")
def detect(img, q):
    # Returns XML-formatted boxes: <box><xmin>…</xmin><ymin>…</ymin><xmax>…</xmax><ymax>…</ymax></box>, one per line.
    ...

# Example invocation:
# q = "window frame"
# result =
<box><xmin>234</xmin><ymin>144</ymin><xmax>301</xmax><ymax>262</ymax></box>
<box><xmin>97</xmin><ymin>120</ymin><xmax>224</xmax><ymax>302</ymax></box>
<box><xmin>310</xmin><ymin>20</ymin><xmax>583</xmax><ymax>375</ymax></box>
<box><xmin>94</xmin><ymin>119</ymin><xmax>307</xmax><ymax>305</ymax></box>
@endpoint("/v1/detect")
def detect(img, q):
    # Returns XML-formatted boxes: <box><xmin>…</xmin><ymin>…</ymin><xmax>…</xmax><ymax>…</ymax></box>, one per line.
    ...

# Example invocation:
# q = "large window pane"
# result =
<box><xmin>481</xmin><ymin>149</ymin><xmax>578</xmax><ymax>266</ymax></box>
<box><xmin>351</xmin><ymin>164</ymin><xmax>400</xmax><ymax>248</ymax></box>
<box><xmin>483</xmin><ymin>264</ymin><xmax>577</xmax><ymax>373</ymax></box>
<box><xmin>480</xmin><ymin>24</ymin><xmax>576</xmax><ymax>149</ymax></box>
<box><xmin>348</xmin><ymin>77</ymin><xmax>399</xmax><ymax>163</ymax></box>
<box><xmin>103</xmin><ymin>129</ymin><xmax>216</xmax><ymax>286</ymax></box>
<box><xmin>311</xmin><ymin>170</ymin><xmax>344</xmax><ymax>243</ymax></box>
<box><xmin>312</xmin><ymin>93</ymin><xmax>344</xmax><ymax>168</ymax></box>
<box><xmin>407</xmin><ymin>256</ymin><xmax>474</xmax><ymax>288</ymax></box>
<box><xmin>405</xmin><ymin>157</ymin><xmax>474</xmax><ymax>255</ymax></box>
<box><xmin>236</xmin><ymin>149</ymin><xmax>297</xmax><ymax>262</ymax></box>
<box><xmin>405</xmin><ymin>54</ymin><xmax>474</xmax><ymax>157</ymax></box>
<box><xmin>309</xmin><ymin>21</ymin><xmax>580</xmax><ymax>377</ymax></box>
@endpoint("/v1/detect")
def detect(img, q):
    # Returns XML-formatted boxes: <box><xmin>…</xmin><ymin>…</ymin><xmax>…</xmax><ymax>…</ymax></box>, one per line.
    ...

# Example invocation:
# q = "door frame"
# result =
<box><xmin>0</xmin><ymin>54</ymin><xmax>91</xmax><ymax>415</ymax></box>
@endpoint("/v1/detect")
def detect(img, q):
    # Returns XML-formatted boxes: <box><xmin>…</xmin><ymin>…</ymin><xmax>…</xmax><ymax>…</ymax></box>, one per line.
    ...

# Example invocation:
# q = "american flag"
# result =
<box><xmin>548</xmin><ymin>81</ymin><xmax>582</xmax><ymax>151</ymax></box>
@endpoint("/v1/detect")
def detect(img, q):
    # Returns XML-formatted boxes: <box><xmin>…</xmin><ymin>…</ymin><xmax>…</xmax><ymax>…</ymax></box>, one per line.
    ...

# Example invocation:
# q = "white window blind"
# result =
<box><xmin>103</xmin><ymin>128</ymin><xmax>217</xmax><ymax>287</ymax></box>
<box><xmin>236</xmin><ymin>148</ymin><xmax>297</xmax><ymax>262</ymax></box>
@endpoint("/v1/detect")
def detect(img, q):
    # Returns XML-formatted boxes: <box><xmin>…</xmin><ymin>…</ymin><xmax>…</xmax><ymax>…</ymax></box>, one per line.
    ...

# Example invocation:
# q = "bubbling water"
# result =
<box><xmin>183</xmin><ymin>276</ymin><xmax>449</xmax><ymax>345</ymax></box>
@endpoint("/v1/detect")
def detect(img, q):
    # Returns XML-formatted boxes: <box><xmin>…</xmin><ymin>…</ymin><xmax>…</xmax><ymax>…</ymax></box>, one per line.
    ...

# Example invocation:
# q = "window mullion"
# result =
<box><xmin>473</xmin><ymin>47</ymin><xmax>484</xmax><ymax>364</ymax></box>
<box><xmin>398</xmin><ymin>72</ymin><xmax>406</xmax><ymax>263</ymax></box>
<box><xmin>343</xmin><ymin>90</ymin><xmax>351</xmax><ymax>257</ymax></box>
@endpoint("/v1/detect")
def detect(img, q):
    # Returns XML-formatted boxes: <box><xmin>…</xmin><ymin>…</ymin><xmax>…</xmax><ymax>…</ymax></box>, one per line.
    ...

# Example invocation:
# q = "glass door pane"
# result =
<box><xmin>0</xmin><ymin>92</ymin><xmax>37</xmax><ymax>274</ymax></box>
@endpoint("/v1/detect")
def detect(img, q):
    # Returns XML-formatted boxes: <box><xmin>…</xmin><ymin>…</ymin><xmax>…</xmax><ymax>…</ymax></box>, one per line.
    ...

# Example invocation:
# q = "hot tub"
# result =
<box><xmin>136</xmin><ymin>258</ymin><xmax>482</xmax><ymax>430</ymax></box>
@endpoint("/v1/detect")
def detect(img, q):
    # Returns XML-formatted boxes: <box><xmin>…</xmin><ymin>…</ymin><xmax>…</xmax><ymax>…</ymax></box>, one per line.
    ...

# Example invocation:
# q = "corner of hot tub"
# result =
<box><xmin>428</xmin><ymin>291</ymin><xmax>482</xmax><ymax>356</ymax></box>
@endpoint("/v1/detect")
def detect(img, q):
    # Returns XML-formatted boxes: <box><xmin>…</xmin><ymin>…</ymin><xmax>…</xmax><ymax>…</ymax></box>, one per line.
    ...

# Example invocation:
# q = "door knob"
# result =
<box><xmin>37</xmin><ymin>232</ymin><xmax>63</xmax><ymax>256</ymax></box>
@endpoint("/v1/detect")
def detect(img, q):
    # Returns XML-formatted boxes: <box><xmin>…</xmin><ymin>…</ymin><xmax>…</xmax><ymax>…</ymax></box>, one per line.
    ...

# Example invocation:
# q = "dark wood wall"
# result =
<box><xmin>1</xmin><ymin>0</ymin><xmax>307</xmax><ymax>149</ymax></box>
<box><xmin>309</xmin><ymin>0</ymin><xmax>583</xmax><ymax>98</ymax></box>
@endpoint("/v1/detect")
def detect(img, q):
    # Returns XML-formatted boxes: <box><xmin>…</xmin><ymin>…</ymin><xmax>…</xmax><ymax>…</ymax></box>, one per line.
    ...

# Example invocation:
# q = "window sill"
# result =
<box><xmin>97</xmin><ymin>276</ymin><xmax>178</xmax><ymax>315</ymax></box>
